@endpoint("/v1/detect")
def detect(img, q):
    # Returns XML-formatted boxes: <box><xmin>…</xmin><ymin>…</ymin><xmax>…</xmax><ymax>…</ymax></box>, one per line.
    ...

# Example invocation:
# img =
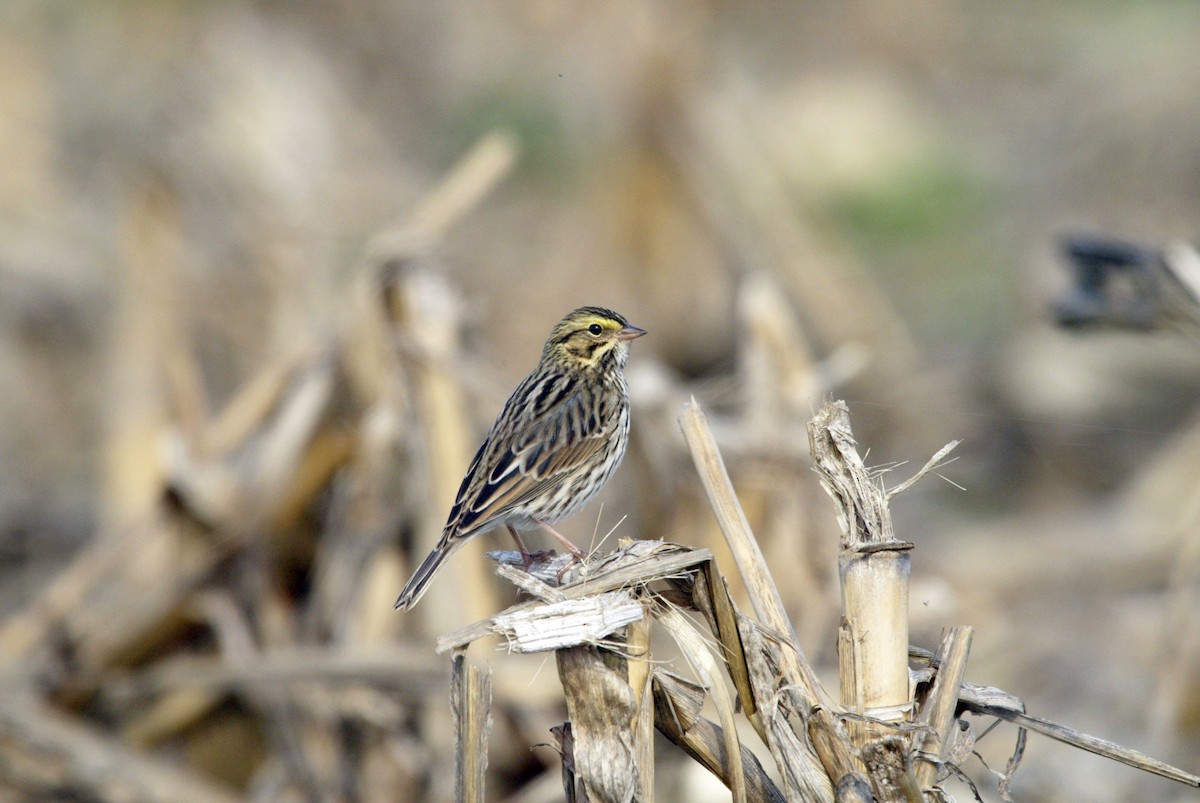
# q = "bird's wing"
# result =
<box><xmin>453</xmin><ymin>386</ymin><xmax>609</xmax><ymax>535</ymax></box>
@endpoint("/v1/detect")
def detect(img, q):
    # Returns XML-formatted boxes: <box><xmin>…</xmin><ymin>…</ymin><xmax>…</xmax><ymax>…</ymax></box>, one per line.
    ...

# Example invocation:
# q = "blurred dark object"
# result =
<box><xmin>1053</xmin><ymin>232</ymin><xmax>1200</xmax><ymax>330</ymax></box>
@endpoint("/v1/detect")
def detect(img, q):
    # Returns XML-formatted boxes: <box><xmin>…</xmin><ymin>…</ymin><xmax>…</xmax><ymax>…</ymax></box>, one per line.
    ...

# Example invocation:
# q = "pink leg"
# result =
<box><xmin>535</xmin><ymin>519</ymin><xmax>585</xmax><ymax>559</ymax></box>
<box><xmin>506</xmin><ymin>525</ymin><xmax>534</xmax><ymax>570</ymax></box>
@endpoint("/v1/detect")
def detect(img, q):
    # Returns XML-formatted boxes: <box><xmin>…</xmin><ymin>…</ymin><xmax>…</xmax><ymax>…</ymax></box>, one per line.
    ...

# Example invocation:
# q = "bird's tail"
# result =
<box><xmin>394</xmin><ymin>535</ymin><xmax>463</xmax><ymax>610</ymax></box>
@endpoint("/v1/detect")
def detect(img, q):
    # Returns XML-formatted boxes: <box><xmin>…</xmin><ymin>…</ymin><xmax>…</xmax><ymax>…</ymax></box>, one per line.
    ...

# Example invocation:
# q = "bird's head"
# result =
<box><xmin>544</xmin><ymin>306</ymin><xmax>646</xmax><ymax>371</ymax></box>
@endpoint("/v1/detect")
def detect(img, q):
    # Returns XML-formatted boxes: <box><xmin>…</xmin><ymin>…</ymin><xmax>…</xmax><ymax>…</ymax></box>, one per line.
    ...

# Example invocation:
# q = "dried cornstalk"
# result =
<box><xmin>0</xmin><ymin>697</ymin><xmax>241</xmax><ymax>803</ymax></box>
<box><xmin>651</xmin><ymin>670</ymin><xmax>784</xmax><ymax>803</ymax></box>
<box><xmin>439</xmin><ymin>397</ymin><xmax>1200</xmax><ymax>803</ymax></box>
<box><xmin>452</xmin><ymin>652</ymin><xmax>491</xmax><ymax>803</ymax></box>
<box><xmin>957</xmin><ymin>683</ymin><xmax>1200</xmax><ymax>789</ymax></box>
<box><xmin>679</xmin><ymin>399</ymin><xmax>868</xmax><ymax>802</ymax></box>
<box><xmin>0</xmin><ymin>129</ymin><xmax>522</xmax><ymax>802</ymax></box>
<box><xmin>914</xmin><ymin>627</ymin><xmax>973</xmax><ymax>789</ymax></box>
<box><xmin>557</xmin><ymin>643</ymin><xmax>647</xmax><ymax>802</ymax></box>
<box><xmin>436</xmin><ymin>542</ymin><xmax>711</xmax><ymax>654</ymax></box>
<box><xmin>808</xmin><ymin>401</ymin><xmax>919</xmax><ymax>747</ymax></box>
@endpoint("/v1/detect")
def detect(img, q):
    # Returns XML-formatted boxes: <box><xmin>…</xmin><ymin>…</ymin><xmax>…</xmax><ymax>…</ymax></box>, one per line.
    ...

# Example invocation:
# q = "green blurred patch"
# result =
<box><xmin>438</xmin><ymin>88</ymin><xmax>578</xmax><ymax>187</ymax></box>
<box><xmin>822</xmin><ymin>156</ymin><xmax>994</xmax><ymax>249</ymax></box>
<box><xmin>820</xmin><ymin>156</ymin><xmax>1009</xmax><ymax>342</ymax></box>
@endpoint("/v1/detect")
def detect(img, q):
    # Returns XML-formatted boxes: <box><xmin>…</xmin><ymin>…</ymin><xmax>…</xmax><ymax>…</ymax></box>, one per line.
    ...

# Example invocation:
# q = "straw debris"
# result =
<box><xmin>440</xmin><ymin>399</ymin><xmax>1199</xmax><ymax>802</ymax></box>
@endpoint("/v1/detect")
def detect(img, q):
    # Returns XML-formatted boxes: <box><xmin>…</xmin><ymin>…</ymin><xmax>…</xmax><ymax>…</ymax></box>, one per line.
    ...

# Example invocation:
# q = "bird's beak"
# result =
<box><xmin>616</xmin><ymin>325</ymin><xmax>647</xmax><ymax>341</ymax></box>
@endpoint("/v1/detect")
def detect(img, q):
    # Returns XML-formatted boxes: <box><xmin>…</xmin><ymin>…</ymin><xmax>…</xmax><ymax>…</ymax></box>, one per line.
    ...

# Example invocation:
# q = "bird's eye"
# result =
<box><xmin>588</xmin><ymin>323</ymin><xmax>603</xmax><ymax>336</ymax></box>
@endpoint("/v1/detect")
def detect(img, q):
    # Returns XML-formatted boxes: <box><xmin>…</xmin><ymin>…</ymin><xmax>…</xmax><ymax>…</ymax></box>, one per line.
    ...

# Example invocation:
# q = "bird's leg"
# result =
<box><xmin>534</xmin><ymin>519</ymin><xmax>587</xmax><ymax>584</ymax></box>
<box><xmin>506</xmin><ymin>525</ymin><xmax>534</xmax><ymax>571</ymax></box>
<box><xmin>535</xmin><ymin>519</ymin><xmax>586</xmax><ymax>559</ymax></box>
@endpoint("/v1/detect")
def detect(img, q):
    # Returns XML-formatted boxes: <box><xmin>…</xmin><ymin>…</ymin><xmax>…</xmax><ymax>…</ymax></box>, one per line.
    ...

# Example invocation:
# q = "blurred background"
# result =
<box><xmin>2</xmin><ymin>1</ymin><xmax>1200</xmax><ymax>801</ymax></box>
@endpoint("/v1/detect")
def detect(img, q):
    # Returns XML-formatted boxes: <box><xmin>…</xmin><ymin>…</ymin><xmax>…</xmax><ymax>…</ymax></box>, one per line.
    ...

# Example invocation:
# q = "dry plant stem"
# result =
<box><xmin>964</xmin><ymin>701</ymin><xmax>1200</xmax><ymax>788</ymax></box>
<box><xmin>693</xmin><ymin>561</ymin><xmax>759</xmax><ymax>729</ymax></box>
<box><xmin>1149</xmin><ymin>481</ymin><xmax>1200</xmax><ymax>746</ymax></box>
<box><xmin>553</xmin><ymin>722</ymin><xmax>581</xmax><ymax>803</ymax></box>
<box><xmin>679</xmin><ymin>400</ymin><xmax>812</xmax><ymax>666</ymax></box>
<box><xmin>737</xmin><ymin>619</ymin><xmax>838</xmax><ymax>803</ymax></box>
<box><xmin>398</xmin><ymin>266</ymin><xmax>496</xmax><ymax>627</ymax></box>
<box><xmin>808</xmin><ymin>401</ymin><xmax>913</xmax><ymax>746</ymax></box>
<box><xmin>858</xmin><ymin>738</ymin><xmax>923</xmax><ymax>803</ymax></box>
<box><xmin>6</xmin><ymin>350</ymin><xmax>339</xmax><ymax>699</ymax></box>
<box><xmin>494</xmin><ymin>561</ymin><xmax>567</xmax><ymax>602</ymax></box>
<box><xmin>436</xmin><ymin>544</ymin><xmax>712</xmax><ymax>653</ymax></box>
<box><xmin>202</xmin><ymin>351</ymin><xmax>304</xmax><ymax>459</ymax></box>
<box><xmin>487</xmin><ymin>591</ymin><xmax>644</xmax><ymax>653</ymax></box>
<box><xmin>651</xmin><ymin>671</ymin><xmax>785</xmax><ymax>803</ymax></box>
<box><xmin>399</xmin><ymin>129</ymin><xmax>518</xmax><ymax>246</ymax></box>
<box><xmin>122</xmin><ymin>686</ymin><xmax>220</xmax><ymax>748</ymax></box>
<box><xmin>0</xmin><ymin>130</ymin><xmax>517</xmax><ymax>802</ymax></box>
<box><xmin>627</xmin><ymin>615</ymin><xmax>655</xmax><ymax>803</ymax></box>
<box><xmin>330</xmin><ymin>132</ymin><xmax>511</xmax><ymax>632</ymax></box>
<box><xmin>914</xmin><ymin>627</ymin><xmax>973</xmax><ymax>790</ymax></box>
<box><xmin>0</xmin><ymin>518</ymin><xmax>140</xmax><ymax>661</ymax></box>
<box><xmin>195</xmin><ymin>591</ymin><xmax>321</xmax><ymax>800</ymax></box>
<box><xmin>375</xmin><ymin>128</ymin><xmax>520</xmax><ymax>628</ymax></box>
<box><xmin>656</xmin><ymin>604</ymin><xmax>746</xmax><ymax>803</ymax></box>
<box><xmin>1162</xmin><ymin>240</ymin><xmax>1200</xmax><ymax>303</ymax></box>
<box><xmin>452</xmin><ymin>651</ymin><xmax>492</xmax><ymax>803</ymax></box>
<box><xmin>364</xmin><ymin>128</ymin><xmax>518</xmax><ymax>262</ymax></box>
<box><xmin>680</xmin><ymin>399</ymin><xmax>864</xmax><ymax>801</ymax></box>
<box><xmin>107</xmin><ymin>182</ymin><xmax>178</xmax><ymax>522</ymax></box>
<box><xmin>556</xmin><ymin>645</ymin><xmax>645</xmax><ymax>803</ymax></box>
<box><xmin>109</xmin><ymin>645</ymin><xmax>446</xmax><ymax>701</ymax></box>
<box><xmin>837</xmin><ymin>547</ymin><xmax>912</xmax><ymax>742</ymax></box>
<box><xmin>0</xmin><ymin>697</ymin><xmax>241</xmax><ymax>803</ymax></box>
<box><xmin>0</xmin><ymin>186</ymin><xmax>201</xmax><ymax>663</ymax></box>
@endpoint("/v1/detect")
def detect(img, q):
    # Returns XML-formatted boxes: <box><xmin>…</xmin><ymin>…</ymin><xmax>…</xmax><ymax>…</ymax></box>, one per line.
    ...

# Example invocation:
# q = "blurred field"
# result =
<box><xmin>2</xmin><ymin>2</ymin><xmax>1200</xmax><ymax>801</ymax></box>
